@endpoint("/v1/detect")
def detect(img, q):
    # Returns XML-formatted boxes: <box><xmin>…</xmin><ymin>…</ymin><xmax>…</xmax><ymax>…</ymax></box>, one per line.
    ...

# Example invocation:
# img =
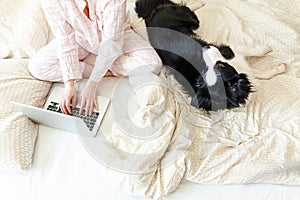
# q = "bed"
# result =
<box><xmin>0</xmin><ymin>0</ymin><xmax>300</xmax><ymax>199</ymax></box>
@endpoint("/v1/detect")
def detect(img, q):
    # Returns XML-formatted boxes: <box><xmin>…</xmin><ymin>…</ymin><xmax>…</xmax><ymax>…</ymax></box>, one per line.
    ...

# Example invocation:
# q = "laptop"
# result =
<box><xmin>11</xmin><ymin>85</ymin><xmax>110</xmax><ymax>137</ymax></box>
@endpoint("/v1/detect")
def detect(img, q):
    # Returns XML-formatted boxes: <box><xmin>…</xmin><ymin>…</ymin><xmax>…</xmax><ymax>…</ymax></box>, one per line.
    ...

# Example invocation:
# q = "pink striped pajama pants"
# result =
<box><xmin>28</xmin><ymin>30</ymin><xmax>162</xmax><ymax>82</ymax></box>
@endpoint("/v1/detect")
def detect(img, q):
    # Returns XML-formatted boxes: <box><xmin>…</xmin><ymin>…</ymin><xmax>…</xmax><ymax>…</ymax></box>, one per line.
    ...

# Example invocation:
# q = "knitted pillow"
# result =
<box><xmin>0</xmin><ymin>59</ymin><xmax>52</xmax><ymax>171</ymax></box>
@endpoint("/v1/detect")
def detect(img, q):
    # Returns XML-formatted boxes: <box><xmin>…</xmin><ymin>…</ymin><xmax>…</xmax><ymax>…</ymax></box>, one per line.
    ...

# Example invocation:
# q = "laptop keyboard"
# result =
<box><xmin>46</xmin><ymin>101</ymin><xmax>99</xmax><ymax>131</ymax></box>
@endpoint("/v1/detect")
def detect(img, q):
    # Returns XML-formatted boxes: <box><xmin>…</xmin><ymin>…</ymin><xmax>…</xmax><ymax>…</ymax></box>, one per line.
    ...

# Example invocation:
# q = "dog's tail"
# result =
<box><xmin>135</xmin><ymin>0</ymin><xmax>175</xmax><ymax>19</ymax></box>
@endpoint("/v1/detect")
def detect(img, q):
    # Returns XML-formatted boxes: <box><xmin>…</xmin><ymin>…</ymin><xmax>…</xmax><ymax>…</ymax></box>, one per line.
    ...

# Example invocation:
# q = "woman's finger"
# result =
<box><xmin>85</xmin><ymin>100</ymin><xmax>91</xmax><ymax>117</ymax></box>
<box><xmin>93</xmin><ymin>98</ymin><xmax>98</xmax><ymax>111</ymax></box>
<box><xmin>66</xmin><ymin>97</ymin><xmax>72</xmax><ymax>115</ymax></box>
<box><xmin>59</xmin><ymin>99</ymin><xmax>63</xmax><ymax>112</ymax></box>
<box><xmin>89</xmin><ymin>100</ymin><xmax>94</xmax><ymax>116</ymax></box>
<box><xmin>79</xmin><ymin>98</ymin><xmax>85</xmax><ymax>115</ymax></box>
<box><xmin>61</xmin><ymin>99</ymin><xmax>68</xmax><ymax>114</ymax></box>
<box><xmin>72</xmin><ymin>94</ymin><xmax>77</xmax><ymax>110</ymax></box>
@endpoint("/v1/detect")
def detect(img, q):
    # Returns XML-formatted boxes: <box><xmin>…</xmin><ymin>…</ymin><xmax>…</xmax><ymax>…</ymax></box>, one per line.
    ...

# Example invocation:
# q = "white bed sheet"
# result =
<box><xmin>1</xmin><ymin>77</ymin><xmax>300</xmax><ymax>200</ymax></box>
<box><xmin>1</xmin><ymin>125</ymin><xmax>300</xmax><ymax>200</ymax></box>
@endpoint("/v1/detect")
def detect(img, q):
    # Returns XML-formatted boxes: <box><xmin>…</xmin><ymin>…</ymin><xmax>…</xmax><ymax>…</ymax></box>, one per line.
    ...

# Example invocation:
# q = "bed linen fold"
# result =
<box><xmin>104</xmin><ymin>0</ymin><xmax>300</xmax><ymax>199</ymax></box>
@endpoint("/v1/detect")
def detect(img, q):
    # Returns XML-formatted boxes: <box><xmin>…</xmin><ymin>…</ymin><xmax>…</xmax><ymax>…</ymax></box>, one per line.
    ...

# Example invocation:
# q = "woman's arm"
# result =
<box><xmin>89</xmin><ymin>0</ymin><xmax>128</xmax><ymax>82</ymax></box>
<box><xmin>41</xmin><ymin>0</ymin><xmax>81</xmax><ymax>83</ymax></box>
<box><xmin>41</xmin><ymin>0</ymin><xmax>81</xmax><ymax>114</ymax></box>
<box><xmin>81</xmin><ymin>0</ymin><xmax>128</xmax><ymax>116</ymax></box>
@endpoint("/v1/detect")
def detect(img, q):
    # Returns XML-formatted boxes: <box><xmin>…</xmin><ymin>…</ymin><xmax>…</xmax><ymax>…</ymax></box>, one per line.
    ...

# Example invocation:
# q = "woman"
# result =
<box><xmin>29</xmin><ymin>0</ymin><xmax>162</xmax><ymax>116</ymax></box>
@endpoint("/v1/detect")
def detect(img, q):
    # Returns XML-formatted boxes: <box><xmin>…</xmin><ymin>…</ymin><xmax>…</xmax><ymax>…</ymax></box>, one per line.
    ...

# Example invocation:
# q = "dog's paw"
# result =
<box><xmin>261</xmin><ymin>63</ymin><xmax>287</xmax><ymax>79</ymax></box>
<box><xmin>273</xmin><ymin>63</ymin><xmax>287</xmax><ymax>74</ymax></box>
<box><xmin>256</xmin><ymin>45</ymin><xmax>272</xmax><ymax>56</ymax></box>
<box><xmin>254</xmin><ymin>63</ymin><xmax>287</xmax><ymax>80</ymax></box>
<box><xmin>189</xmin><ymin>1</ymin><xmax>206</xmax><ymax>11</ymax></box>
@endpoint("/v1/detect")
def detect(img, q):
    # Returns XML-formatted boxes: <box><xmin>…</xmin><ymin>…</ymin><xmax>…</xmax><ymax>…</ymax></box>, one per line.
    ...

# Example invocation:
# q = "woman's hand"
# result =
<box><xmin>79</xmin><ymin>80</ymin><xmax>99</xmax><ymax>116</ymax></box>
<box><xmin>60</xmin><ymin>80</ymin><xmax>77</xmax><ymax>115</ymax></box>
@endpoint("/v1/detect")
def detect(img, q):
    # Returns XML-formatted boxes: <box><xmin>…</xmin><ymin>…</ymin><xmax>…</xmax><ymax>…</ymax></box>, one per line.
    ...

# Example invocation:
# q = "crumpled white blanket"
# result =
<box><xmin>102</xmin><ymin>0</ymin><xmax>300</xmax><ymax>199</ymax></box>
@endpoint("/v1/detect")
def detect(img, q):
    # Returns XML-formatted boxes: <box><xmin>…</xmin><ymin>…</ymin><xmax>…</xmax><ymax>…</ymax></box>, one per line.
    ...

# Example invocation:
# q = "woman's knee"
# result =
<box><xmin>28</xmin><ymin>57</ymin><xmax>42</xmax><ymax>79</ymax></box>
<box><xmin>28</xmin><ymin>56</ymin><xmax>61</xmax><ymax>81</ymax></box>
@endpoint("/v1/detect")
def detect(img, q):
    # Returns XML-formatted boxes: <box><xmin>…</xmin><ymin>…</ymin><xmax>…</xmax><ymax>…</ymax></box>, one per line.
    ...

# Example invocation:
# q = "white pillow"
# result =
<box><xmin>0</xmin><ymin>59</ymin><xmax>52</xmax><ymax>171</ymax></box>
<box><xmin>0</xmin><ymin>0</ymin><xmax>49</xmax><ymax>58</ymax></box>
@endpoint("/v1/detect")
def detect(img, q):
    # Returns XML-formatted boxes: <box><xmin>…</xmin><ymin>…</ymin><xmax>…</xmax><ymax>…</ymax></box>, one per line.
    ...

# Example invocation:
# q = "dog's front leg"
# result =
<box><xmin>231</xmin><ymin>44</ymin><xmax>287</xmax><ymax>79</ymax></box>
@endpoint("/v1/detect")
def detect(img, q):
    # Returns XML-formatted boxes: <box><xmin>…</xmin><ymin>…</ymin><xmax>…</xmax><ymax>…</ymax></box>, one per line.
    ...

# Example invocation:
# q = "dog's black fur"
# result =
<box><xmin>135</xmin><ymin>0</ymin><xmax>252</xmax><ymax>111</ymax></box>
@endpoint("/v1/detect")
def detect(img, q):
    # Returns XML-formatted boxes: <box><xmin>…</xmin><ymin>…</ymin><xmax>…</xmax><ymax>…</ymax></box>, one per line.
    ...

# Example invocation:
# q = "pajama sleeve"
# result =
<box><xmin>41</xmin><ymin>0</ymin><xmax>81</xmax><ymax>82</ymax></box>
<box><xmin>89</xmin><ymin>0</ymin><xmax>127</xmax><ymax>82</ymax></box>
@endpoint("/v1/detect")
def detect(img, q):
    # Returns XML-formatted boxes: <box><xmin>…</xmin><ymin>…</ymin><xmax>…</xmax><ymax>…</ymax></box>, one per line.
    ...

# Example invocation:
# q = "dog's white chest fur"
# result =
<box><xmin>202</xmin><ymin>46</ymin><xmax>224</xmax><ymax>86</ymax></box>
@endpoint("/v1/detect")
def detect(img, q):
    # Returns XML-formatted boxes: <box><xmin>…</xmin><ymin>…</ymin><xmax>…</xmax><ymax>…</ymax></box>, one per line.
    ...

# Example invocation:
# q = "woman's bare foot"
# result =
<box><xmin>104</xmin><ymin>70</ymin><xmax>115</xmax><ymax>77</ymax></box>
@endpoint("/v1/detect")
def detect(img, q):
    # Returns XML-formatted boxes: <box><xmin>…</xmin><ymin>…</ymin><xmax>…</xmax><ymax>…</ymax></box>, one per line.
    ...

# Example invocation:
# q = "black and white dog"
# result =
<box><xmin>135</xmin><ymin>0</ymin><xmax>252</xmax><ymax>111</ymax></box>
